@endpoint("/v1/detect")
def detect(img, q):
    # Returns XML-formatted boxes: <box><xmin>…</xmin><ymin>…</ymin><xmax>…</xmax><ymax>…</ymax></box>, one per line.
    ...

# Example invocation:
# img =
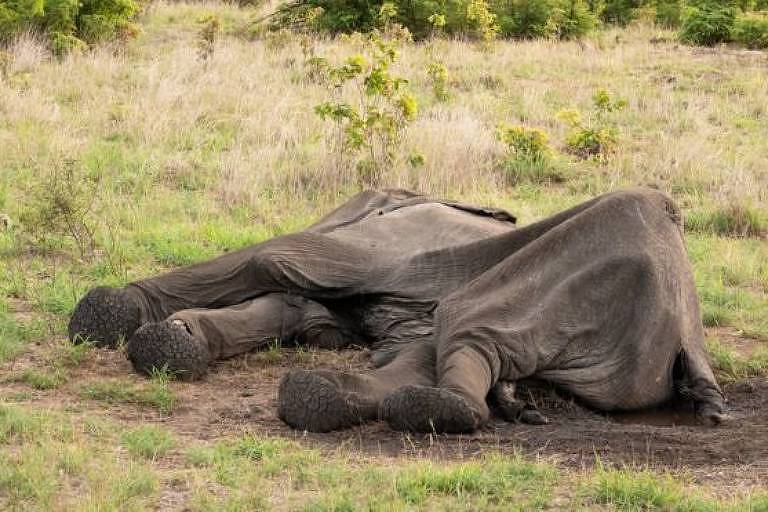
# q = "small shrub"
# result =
<box><xmin>121</xmin><ymin>426</ymin><xmax>175</xmax><ymax>460</ymax></box>
<box><xmin>731</xmin><ymin>12</ymin><xmax>768</xmax><ymax>49</ymax></box>
<box><xmin>679</xmin><ymin>2</ymin><xmax>736</xmax><ymax>46</ymax></box>
<box><xmin>496</xmin><ymin>123</ymin><xmax>563</xmax><ymax>184</ymax></box>
<box><xmin>426</xmin><ymin>60</ymin><xmax>450</xmax><ymax>101</ymax></box>
<box><xmin>18</xmin><ymin>159</ymin><xmax>97</xmax><ymax>259</ymax></box>
<box><xmin>559</xmin><ymin>89</ymin><xmax>627</xmax><ymax>159</ymax></box>
<box><xmin>314</xmin><ymin>34</ymin><xmax>418</xmax><ymax>186</ymax></box>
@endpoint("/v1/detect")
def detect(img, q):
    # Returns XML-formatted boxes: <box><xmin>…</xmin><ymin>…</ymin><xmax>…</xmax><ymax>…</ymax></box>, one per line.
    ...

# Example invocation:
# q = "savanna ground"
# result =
<box><xmin>1</xmin><ymin>1</ymin><xmax>768</xmax><ymax>509</ymax></box>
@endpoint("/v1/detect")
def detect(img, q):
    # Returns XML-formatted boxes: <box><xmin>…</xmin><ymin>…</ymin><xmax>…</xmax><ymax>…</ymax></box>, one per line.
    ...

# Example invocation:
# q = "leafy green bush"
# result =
<box><xmin>496</xmin><ymin>123</ymin><xmax>563</xmax><ymax>183</ymax></box>
<box><xmin>494</xmin><ymin>0</ymin><xmax>556</xmax><ymax>38</ymax></box>
<box><xmin>731</xmin><ymin>12</ymin><xmax>768</xmax><ymax>48</ymax></box>
<box><xmin>558</xmin><ymin>89</ymin><xmax>627</xmax><ymax>159</ymax></box>
<box><xmin>655</xmin><ymin>0</ymin><xmax>684</xmax><ymax>27</ymax></box>
<box><xmin>274</xmin><ymin>0</ymin><xmax>595</xmax><ymax>39</ymax></box>
<box><xmin>600</xmin><ymin>0</ymin><xmax>640</xmax><ymax>24</ymax></box>
<box><xmin>555</xmin><ymin>0</ymin><xmax>598</xmax><ymax>38</ymax></box>
<box><xmin>0</xmin><ymin>0</ymin><xmax>139</xmax><ymax>53</ymax></box>
<box><xmin>679</xmin><ymin>2</ymin><xmax>736</xmax><ymax>45</ymax></box>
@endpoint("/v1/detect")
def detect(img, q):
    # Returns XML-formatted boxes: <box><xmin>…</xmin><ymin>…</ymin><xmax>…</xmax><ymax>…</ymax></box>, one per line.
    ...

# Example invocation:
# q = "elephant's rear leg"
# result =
<box><xmin>492</xmin><ymin>381</ymin><xmax>549</xmax><ymax>425</ymax></box>
<box><xmin>381</xmin><ymin>346</ymin><xmax>495</xmax><ymax>433</ymax></box>
<box><xmin>675</xmin><ymin>348</ymin><xmax>728</xmax><ymax>425</ymax></box>
<box><xmin>278</xmin><ymin>342</ymin><xmax>435</xmax><ymax>432</ymax></box>
<box><xmin>126</xmin><ymin>294</ymin><xmax>356</xmax><ymax>380</ymax></box>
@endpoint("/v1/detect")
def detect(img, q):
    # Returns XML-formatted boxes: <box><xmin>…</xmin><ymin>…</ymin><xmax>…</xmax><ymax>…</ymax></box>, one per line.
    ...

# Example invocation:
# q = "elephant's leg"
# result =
<box><xmin>69</xmin><ymin>233</ymin><xmax>372</xmax><ymax>347</ymax></box>
<box><xmin>675</xmin><ymin>348</ymin><xmax>728</xmax><ymax>425</ymax></box>
<box><xmin>126</xmin><ymin>293</ymin><xmax>356</xmax><ymax>380</ymax></box>
<box><xmin>278</xmin><ymin>342</ymin><xmax>435</xmax><ymax>432</ymax></box>
<box><xmin>381</xmin><ymin>346</ymin><xmax>496</xmax><ymax>433</ymax></box>
<box><xmin>492</xmin><ymin>381</ymin><xmax>549</xmax><ymax>425</ymax></box>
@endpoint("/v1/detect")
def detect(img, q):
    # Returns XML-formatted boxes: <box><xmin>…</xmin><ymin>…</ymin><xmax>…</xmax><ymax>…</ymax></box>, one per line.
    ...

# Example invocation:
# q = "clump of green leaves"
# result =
<box><xmin>467</xmin><ymin>0</ymin><xmax>501</xmax><ymax>43</ymax></box>
<box><xmin>558</xmin><ymin>89</ymin><xmax>627</xmax><ymax>160</ymax></box>
<box><xmin>314</xmin><ymin>33</ymin><xmax>418</xmax><ymax>186</ymax></box>
<box><xmin>0</xmin><ymin>0</ymin><xmax>140</xmax><ymax>54</ymax></box>
<box><xmin>679</xmin><ymin>1</ymin><xmax>736</xmax><ymax>46</ymax></box>
<box><xmin>271</xmin><ymin>0</ymin><xmax>597</xmax><ymax>40</ymax></box>
<box><xmin>426</xmin><ymin>61</ymin><xmax>450</xmax><ymax>102</ymax></box>
<box><xmin>731</xmin><ymin>12</ymin><xmax>768</xmax><ymax>49</ymax></box>
<box><xmin>655</xmin><ymin>0</ymin><xmax>685</xmax><ymax>27</ymax></box>
<box><xmin>496</xmin><ymin>123</ymin><xmax>562</xmax><ymax>184</ymax></box>
<box><xmin>494</xmin><ymin>0</ymin><xmax>596</xmax><ymax>40</ymax></box>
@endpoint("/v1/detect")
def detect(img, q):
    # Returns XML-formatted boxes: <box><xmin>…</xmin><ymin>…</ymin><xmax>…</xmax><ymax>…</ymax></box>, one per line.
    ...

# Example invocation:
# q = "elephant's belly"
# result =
<box><xmin>356</xmin><ymin>296</ymin><xmax>437</xmax><ymax>366</ymax></box>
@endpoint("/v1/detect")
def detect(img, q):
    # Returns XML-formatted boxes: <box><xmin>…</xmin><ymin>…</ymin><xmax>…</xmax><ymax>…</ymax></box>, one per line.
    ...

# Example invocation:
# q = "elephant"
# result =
<box><xmin>68</xmin><ymin>188</ymin><xmax>726</xmax><ymax>433</ymax></box>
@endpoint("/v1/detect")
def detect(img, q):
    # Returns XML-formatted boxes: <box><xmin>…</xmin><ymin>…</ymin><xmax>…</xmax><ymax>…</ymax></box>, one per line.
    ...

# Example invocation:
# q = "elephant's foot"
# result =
<box><xmin>497</xmin><ymin>403</ymin><xmax>550</xmax><ymax>425</ymax></box>
<box><xmin>68</xmin><ymin>287</ymin><xmax>142</xmax><ymax>348</ymax></box>
<box><xmin>126</xmin><ymin>320</ymin><xmax>210</xmax><ymax>381</ymax></box>
<box><xmin>381</xmin><ymin>385</ymin><xmax>484</xmax><ymax>434</ymax></box>
<box><xmin>493</xmin><ymin>381</ymin><xmax>549</xmax><ymax>425</ymax></box>
<box><xmin>278</xmin><ymin>370</ymin><xmax>372</xmax><ymax>432</ymax></box>
<box><xmin>695</xmin><ymin>400</ymin><xmax>730</xmax><ymax>426</ymax></box>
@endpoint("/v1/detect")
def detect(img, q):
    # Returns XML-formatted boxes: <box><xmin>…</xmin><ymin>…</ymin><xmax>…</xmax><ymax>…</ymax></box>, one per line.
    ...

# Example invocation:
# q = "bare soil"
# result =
<box><xmin>3</xmin><ymin>334</ymin><xmax>767</xmax><ymax>491</ymax></box>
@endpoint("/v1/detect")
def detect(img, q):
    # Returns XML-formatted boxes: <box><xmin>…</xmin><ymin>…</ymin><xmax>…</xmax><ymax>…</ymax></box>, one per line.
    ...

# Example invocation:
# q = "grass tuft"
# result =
<box><xmin>121</xmin><ymin>425</ymin><xmax>176</xmax><ymax>460</ymax></box>
<box><xmin>80</xmin><ymin>373</ymin><xmax>178</xmax><ymax>414</ymax></box>
<box><xmin>686</xmin><ymin>204</ymin><xmax>766</xmax><ymax>238</ymax></box>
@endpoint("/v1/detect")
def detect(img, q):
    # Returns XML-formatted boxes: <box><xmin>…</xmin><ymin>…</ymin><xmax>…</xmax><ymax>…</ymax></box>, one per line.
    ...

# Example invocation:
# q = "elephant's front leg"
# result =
<box><xmin>278</xmin><ymin>342</ymin><xmax>435</xmax><ymax>432</ymax></box>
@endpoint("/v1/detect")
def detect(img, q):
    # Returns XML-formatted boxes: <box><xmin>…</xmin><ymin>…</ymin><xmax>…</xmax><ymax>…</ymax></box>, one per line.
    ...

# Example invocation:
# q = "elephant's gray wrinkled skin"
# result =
<box><xmin>68</xmin><ymin>188</ymin><xmax>726</xmax><ymax>433</ymax></box>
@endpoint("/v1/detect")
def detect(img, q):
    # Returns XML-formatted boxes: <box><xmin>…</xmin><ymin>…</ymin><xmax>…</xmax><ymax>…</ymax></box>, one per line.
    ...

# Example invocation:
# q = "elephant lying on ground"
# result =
<box><xmin>68</xmin><ymin>188</ymin><xmax>726</xmax><ymax>433</ymax></box>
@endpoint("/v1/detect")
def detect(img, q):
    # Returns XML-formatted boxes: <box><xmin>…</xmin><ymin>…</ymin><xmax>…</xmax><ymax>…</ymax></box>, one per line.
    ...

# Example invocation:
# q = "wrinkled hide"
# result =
<box><xmin>68</xmin><ymin>188</ymin><xmax>725</xmax><ymax>433</ymax></box>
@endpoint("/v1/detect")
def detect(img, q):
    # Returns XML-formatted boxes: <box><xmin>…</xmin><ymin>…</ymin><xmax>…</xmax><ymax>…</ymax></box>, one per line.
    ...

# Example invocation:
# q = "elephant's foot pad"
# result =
<box><xmin>68</xmin><ymin>287</ymin><xmax>141</xmax><ymax>348</ymax></box>
<box><xmin>126</xmin><ymin>321</ymin><xmax>210</xmax><ymax>381</ymax></box>
<box><xmin>278</xmin><ymin>370</ymin><xmax>367</xmax><ymax>432</ymax></box>
<box><xmin>381</xmin><ymin>385</ymin><xmax>481</xmax><ymax>434</ymax></box>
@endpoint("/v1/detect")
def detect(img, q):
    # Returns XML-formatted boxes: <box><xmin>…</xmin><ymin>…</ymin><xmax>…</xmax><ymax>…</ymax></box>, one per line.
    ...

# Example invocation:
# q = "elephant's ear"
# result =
<box><xmin>440</xmin><ymin>202</ymin><xmax>517</xmax><ymax>225</ymax></box>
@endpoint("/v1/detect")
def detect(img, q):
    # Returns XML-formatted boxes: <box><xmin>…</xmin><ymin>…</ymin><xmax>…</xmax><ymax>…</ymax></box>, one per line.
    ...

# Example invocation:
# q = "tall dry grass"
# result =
<box><xmin>1</xmin><ymin>2</ymin><xmax>767</xmax><ymax>218</ymax></box>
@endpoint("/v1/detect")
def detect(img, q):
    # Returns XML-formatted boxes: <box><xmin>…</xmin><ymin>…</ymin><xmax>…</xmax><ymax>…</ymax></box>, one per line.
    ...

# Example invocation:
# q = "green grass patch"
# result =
<box><xmin>121</xmin><ymin>425</ymin><xmax>176</xmax><ymax>460</ymax></box>
<box><xmin>394</xmin><ymin>454</ymin><xmax>556</xmax><ymax>508</ymax></box>
<box><xmin>80</xmin><ymin>374</ymin><xmax>178</xmax><ymax>414</ymax></box>
<box><xmin>13</xmin><ymin>368</ymin><xmax>66</xmax><ymax>390</ymax></box>
<box><xmin>706</xmin><ymin>337</ymin><xmax>768</xmax><ymax>381</ymax></box>
<box><xmin>686</xmin><ymin>204</ymin><xmax>766</xmax><ymax>238</ymax></box>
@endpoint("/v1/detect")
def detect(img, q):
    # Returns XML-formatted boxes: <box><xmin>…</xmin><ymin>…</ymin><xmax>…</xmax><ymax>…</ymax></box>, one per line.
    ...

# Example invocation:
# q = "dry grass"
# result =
<box><xmin>2</xmin><ymin>5</ymin><xmax>767</xmax><ymax>215</ymax></box>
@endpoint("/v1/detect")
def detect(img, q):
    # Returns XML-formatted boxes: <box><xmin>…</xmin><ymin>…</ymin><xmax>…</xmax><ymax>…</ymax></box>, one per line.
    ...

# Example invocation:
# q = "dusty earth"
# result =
<box><xmin>3</xmin><ymin>326</ymin><xmax>767</xmax><ymax>492</ymax></box>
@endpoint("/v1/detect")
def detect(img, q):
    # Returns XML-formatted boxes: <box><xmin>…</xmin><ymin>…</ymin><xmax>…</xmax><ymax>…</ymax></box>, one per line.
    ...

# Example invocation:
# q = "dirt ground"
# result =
<box><xmin>4</xmin><ymin>333</ymin><xmax>766</xmax><ymax>493</ymax></box>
